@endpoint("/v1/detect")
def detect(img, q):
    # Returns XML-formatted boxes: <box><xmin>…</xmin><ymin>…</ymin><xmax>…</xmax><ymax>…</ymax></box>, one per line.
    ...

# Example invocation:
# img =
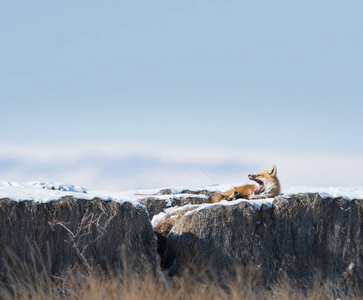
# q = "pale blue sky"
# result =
<box><xmin>1</xmin><ymin>1</ymin><xmax>363</xmax><ymax>189</ymax></box>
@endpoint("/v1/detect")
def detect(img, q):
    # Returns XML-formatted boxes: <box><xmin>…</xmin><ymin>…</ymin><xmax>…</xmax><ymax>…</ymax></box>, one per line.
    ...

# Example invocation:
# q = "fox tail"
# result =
<box><xmin>208</xmin><ymin>192</ymin><xmax>227</xmax><ymax>203</ymax></box>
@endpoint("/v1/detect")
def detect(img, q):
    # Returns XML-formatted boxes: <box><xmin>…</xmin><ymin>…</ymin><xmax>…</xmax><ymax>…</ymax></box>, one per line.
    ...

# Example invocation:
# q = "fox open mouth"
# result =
<box><xmin>252</xmin><ymin>179</ymin><xmax>264</xmax><ymax>194</ymax></box>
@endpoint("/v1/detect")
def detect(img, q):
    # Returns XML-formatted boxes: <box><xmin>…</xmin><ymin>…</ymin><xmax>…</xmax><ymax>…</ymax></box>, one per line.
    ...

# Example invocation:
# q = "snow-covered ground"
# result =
<box><xmin>0</xmin><ymin>181</ymin><xmax>210</xmax><ymax>203</ymax></box>
<box><xmin>1</xmin><ymin>181</ymin><xmax>363</xmax><ymax>205</ymax></box>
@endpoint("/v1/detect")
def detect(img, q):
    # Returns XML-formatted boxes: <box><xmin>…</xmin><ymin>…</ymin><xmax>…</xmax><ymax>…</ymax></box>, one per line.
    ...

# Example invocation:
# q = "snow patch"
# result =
<box><xmin>184</xmin><ymin>198</ymin><xmax>275</xmax><ymax>216</ymax></box>
<box><xmin>151</xmin><ymin>204</ymin><xmax>200</xmax><ymax>227</ymax></box>
<box><xmin>151</xmin><ymin>212</ymin><xmax>167</xmax><ymax>227</ymax></box>
<box><xmin>282</xmin><ymin>185</ymin><xmax>363</xmax><ymax>200</ymax></box>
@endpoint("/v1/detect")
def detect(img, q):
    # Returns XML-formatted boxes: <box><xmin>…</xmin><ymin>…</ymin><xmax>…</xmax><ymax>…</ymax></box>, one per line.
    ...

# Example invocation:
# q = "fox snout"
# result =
<box><xmin>248</xmin><ymin>174</ymin><xmax>256</xmax><ymax>180</ymax></box>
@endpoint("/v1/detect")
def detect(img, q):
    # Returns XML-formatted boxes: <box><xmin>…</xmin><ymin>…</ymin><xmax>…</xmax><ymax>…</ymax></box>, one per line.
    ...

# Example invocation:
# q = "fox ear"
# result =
<box><xmin>268</xmin><ymin>165</ymin><xmax>277</xmax><ymax>176</ymax></box>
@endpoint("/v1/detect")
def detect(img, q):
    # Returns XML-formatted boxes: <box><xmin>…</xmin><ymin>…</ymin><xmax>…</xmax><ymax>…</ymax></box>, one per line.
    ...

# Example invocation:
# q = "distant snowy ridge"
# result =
<box><xmin>0</xmin><ymin>181</ymin><xmax>88</xmax><ymax>193</ymax></box>
<box><xmin>0</xmin><ymin>181</ymin><xmax>363</xmax><ymax>205</ymax></box>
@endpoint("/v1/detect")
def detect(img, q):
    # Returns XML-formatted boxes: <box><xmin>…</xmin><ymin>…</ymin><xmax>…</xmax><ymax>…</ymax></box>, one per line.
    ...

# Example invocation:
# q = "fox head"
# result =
<box><xmin>248</xmin><ymin>165</ymin><xmax>280</xmax><ymax>199</ymax></box>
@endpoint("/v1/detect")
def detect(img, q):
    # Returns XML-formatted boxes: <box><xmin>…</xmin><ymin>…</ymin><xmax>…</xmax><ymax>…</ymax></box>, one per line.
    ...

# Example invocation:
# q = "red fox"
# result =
<box><xmin>208</xmin><ymin>165</ymin><xmax>280</xmax><ymax>203</ymax></box>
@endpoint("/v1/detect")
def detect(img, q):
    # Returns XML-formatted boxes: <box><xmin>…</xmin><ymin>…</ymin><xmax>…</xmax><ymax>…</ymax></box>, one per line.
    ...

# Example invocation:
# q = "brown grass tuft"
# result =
<box><xmin>1</xmin><ymin>256</ymin><xmax>361</xmax><ymax>300</ymax></box>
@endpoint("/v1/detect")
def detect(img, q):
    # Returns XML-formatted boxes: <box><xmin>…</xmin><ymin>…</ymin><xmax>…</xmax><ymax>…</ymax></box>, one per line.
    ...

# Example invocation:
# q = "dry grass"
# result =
<box><xmin>0</xmin><ymin>258</ymin><xmax>361</xmax><ymax>300</ymax></box>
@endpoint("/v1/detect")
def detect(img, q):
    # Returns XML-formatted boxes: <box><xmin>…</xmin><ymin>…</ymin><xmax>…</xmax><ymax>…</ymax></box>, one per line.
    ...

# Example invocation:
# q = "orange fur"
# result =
<box><xmin>208</xmin><ymin>165</ymin><xmax>280</xmax><ymax>203</ymax></box>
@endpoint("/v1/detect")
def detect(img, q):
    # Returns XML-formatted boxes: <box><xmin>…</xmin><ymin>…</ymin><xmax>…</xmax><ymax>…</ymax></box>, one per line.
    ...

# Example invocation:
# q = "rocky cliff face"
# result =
<box><xmin>155</xmin><ymin>193</ymin><xmax>363</xmax><ymax>292</ymax></box>
<box><xmin>0</xmin><ymin>197</ymin><xmax>159</xmax><ymax>280</ymax></box>
<box><xmin>1</xmin><ymin>192</ymin><xmax>362</xmax><ymax>294</ymax></box>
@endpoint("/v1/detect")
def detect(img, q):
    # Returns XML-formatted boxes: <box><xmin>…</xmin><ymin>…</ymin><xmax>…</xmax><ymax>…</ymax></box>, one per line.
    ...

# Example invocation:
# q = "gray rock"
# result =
<box><xmin>0</xmin><ymin>197</ymin><xmax>159</xmax><ymax>281</ymax></box>
<box><xmin>161</xmin><ymin>193</ymin><xmax>363</xmax><ymax>293</ymax></box>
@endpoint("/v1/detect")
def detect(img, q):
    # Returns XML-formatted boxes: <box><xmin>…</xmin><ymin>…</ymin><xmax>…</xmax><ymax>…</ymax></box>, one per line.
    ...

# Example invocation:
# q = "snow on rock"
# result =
<box><xmin>184</xmin><ymin>198</ymin><xmax>275</xmax><ymax>217</ymax></box>
<box><xmin>151</xmin><ymin>204</ymin><xmax>201</xmax><ymax>227</ymax></box>
<box><xmin>151</xmin><ymin>185</ymin><xmax>363</xmax><ymax>226</ymax></box>
<box><xmin>0</xmin><ymin>181</ymin><xmax>208</xmax><ymax>204</ymax></box>
<box><xmin>0</xmin><ymin>181</ymin><xmax>111</xmax><ymax>203</ymax></box>
<box><xmin>0</xmin><ymin>181</ymin><xmax>363</xmax><ymax>206</ymax></box>
<box><xmin>282</xmin><ymin>185</ymin><xmax>363</xmax><ymax>200</ymax></box>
